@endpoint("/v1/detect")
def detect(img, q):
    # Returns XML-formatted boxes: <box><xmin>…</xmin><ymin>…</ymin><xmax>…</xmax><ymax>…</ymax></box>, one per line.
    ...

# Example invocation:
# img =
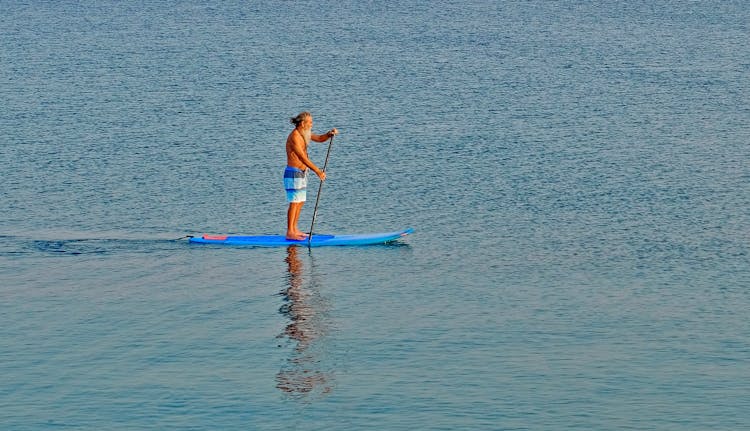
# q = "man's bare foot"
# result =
<box><xmin>286</xmin><ymin>232</ymin><xmax>308</xmax><ymax>241</ymax></box>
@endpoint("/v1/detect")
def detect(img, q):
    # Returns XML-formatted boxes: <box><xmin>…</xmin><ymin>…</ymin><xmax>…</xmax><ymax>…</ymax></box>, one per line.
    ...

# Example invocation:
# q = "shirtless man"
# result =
<box><xmin>284</xmin><ymin>111</ymin><xmax>338</xmax><ymax>240</ymax></box>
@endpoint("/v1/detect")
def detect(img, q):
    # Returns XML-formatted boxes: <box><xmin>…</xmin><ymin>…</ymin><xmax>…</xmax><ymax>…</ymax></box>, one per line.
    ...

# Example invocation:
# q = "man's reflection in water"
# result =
<box><xmin>276</xmin><ymin>246</ymin><xmax>333</xmax><ymax>397</ymax></box>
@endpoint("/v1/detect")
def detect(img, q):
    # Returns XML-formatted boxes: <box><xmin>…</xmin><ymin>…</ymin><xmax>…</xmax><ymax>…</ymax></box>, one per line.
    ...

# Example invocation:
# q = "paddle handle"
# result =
<box><xmin>308</xmin><ymin>135</ymin><xmax>334</xmax><ymax>245</ymax></box>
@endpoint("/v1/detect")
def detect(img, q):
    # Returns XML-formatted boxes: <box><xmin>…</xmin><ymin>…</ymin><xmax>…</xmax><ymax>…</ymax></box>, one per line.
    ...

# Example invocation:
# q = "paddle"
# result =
<box><xmin>308</xmin><ymin>134</ymin><xmax>334</xmax><ymax>246</ymax></box>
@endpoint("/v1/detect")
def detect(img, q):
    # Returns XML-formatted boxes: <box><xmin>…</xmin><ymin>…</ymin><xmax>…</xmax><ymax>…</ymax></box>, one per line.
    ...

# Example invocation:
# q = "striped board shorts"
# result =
<box><xmin>283</xmin><ymin>166</ymin><xmax>307</xmax><ymax>203</ymax></box>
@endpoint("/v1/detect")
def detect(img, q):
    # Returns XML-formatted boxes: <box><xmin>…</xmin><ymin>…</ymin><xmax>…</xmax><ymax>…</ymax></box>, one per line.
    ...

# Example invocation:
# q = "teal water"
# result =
<box><xmin>2</xmin><ymin>1</ymin><xmax>749</xmax><ymax>429</ymax></box>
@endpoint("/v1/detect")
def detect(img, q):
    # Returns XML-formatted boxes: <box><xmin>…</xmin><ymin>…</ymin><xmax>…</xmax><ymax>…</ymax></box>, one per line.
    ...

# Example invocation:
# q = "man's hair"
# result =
<box><xmin>290</xmin><ymin>111</ymin><xmax>311</xmax><ymax>126</ymax></box>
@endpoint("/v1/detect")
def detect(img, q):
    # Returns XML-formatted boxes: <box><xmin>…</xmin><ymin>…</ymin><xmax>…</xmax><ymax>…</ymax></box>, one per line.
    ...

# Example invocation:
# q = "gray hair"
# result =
<box><xmin>290</xmin><ymin>111</ymin><xmax>311</xmax><ymax>126</ymax></box>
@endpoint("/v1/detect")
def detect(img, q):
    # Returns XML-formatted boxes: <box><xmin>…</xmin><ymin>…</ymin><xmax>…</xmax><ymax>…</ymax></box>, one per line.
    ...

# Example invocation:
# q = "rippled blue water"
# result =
<box><xmin>2</xmin><ymin>1</ymin><xmax>749</xmax><ymax>429</ymax></box>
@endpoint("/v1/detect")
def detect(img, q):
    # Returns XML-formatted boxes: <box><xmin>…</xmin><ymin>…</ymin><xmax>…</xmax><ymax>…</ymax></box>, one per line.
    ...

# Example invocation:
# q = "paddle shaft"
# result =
<box><xmin>308</xmin><ymin>135</ymin><xmax>334</xmax><ymax>245</ymax></box>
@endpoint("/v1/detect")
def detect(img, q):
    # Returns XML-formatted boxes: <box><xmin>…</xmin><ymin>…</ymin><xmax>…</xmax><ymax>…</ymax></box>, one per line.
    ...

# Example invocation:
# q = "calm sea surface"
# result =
<box><xmin>1</xmin><ymin>1</ymin><xmax>749</xmax><ymax>429</ymax></box>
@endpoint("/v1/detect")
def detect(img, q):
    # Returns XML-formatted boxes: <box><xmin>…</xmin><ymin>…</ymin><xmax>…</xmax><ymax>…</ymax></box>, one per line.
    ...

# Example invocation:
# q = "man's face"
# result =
<box><xmin>302</xmin><ymin>116</ymin><xmax>313</xmax><ymax>130</ymax></box>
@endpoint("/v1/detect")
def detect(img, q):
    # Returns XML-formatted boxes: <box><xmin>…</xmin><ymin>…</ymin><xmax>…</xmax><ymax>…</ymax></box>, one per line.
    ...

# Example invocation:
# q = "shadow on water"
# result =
<box><xmin>276</xmin><ymin>246</ymin><xmax>334</xmax><ymax>398</ymax></box>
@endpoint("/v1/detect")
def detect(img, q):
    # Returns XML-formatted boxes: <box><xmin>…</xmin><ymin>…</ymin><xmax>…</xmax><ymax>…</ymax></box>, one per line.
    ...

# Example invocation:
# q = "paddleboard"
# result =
<box><xmin>188</xmin><ymin>228</ymin><xmax>414</xmax><ymax>247</ymax></box>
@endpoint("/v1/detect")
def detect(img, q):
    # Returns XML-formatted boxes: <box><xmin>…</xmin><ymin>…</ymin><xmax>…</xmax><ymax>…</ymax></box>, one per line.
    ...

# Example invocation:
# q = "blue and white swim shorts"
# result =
<box><xmin>283</xmin><ymin>166</ymin><xmax>307</xmax><ymax>203</ymax></box>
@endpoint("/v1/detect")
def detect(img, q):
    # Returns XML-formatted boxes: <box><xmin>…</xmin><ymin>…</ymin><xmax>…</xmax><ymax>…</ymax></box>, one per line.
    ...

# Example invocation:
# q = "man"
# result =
<box><xmin>284</xmin><ymin>111</ymin><xmax>338</xmax><ymax>240</ymax></box>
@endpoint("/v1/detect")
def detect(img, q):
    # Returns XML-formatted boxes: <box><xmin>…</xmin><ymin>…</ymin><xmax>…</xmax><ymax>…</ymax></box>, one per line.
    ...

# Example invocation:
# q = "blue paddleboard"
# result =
<box><xmin>189</xmin><ymin>228</ymin><xmax>414</xmax><ymax>247</ymax></box>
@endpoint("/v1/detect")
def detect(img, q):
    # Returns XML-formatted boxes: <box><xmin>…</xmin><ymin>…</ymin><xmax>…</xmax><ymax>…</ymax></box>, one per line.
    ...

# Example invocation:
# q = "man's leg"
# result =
<box><xmin>286</xmin><ymin>202</ymin><xmax>297</xmax><ymax>239</ymax></box>
<box><xmin>293</xmin><ymin>202</ymin><xmax>307</xmax><ymax>237</ymax></box>
<box><xmin>286</xmin><ymin>202</ymin><xmax>306</xmax><ymax>240</ymax></box>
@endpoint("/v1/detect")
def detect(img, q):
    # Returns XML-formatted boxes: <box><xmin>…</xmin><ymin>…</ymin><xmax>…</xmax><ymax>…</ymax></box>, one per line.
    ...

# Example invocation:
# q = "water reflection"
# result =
<box><xmin>276</xmin><ymin>246</ymin><xmax>333</xmax><ymax>397</ymax></box>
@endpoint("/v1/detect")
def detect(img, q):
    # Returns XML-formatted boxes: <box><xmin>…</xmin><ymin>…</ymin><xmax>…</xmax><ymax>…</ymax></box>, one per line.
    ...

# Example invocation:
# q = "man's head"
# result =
<box><xmin>290</xmin><ymin>111</ymin><xmax>312</xmax><ymax>130</ymax></box>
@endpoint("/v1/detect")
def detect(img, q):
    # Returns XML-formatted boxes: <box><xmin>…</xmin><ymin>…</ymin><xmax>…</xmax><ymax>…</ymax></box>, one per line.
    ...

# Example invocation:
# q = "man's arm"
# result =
<box><xmin>310</xmin><ymin>128</ymin><xmax>338</xmax><ymax>143</ymax></box>
<box><xmin>290</xmin><ymin>135</ymin><xmax>326</xmax><ymax>180</ymax></box>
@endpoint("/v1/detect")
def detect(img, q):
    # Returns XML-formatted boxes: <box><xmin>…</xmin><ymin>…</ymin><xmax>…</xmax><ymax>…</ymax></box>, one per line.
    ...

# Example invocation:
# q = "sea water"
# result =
<box><xmin>1</xmin><ymin>1</ymin><xmax>749</xmax><ymax>429</ymax></box>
